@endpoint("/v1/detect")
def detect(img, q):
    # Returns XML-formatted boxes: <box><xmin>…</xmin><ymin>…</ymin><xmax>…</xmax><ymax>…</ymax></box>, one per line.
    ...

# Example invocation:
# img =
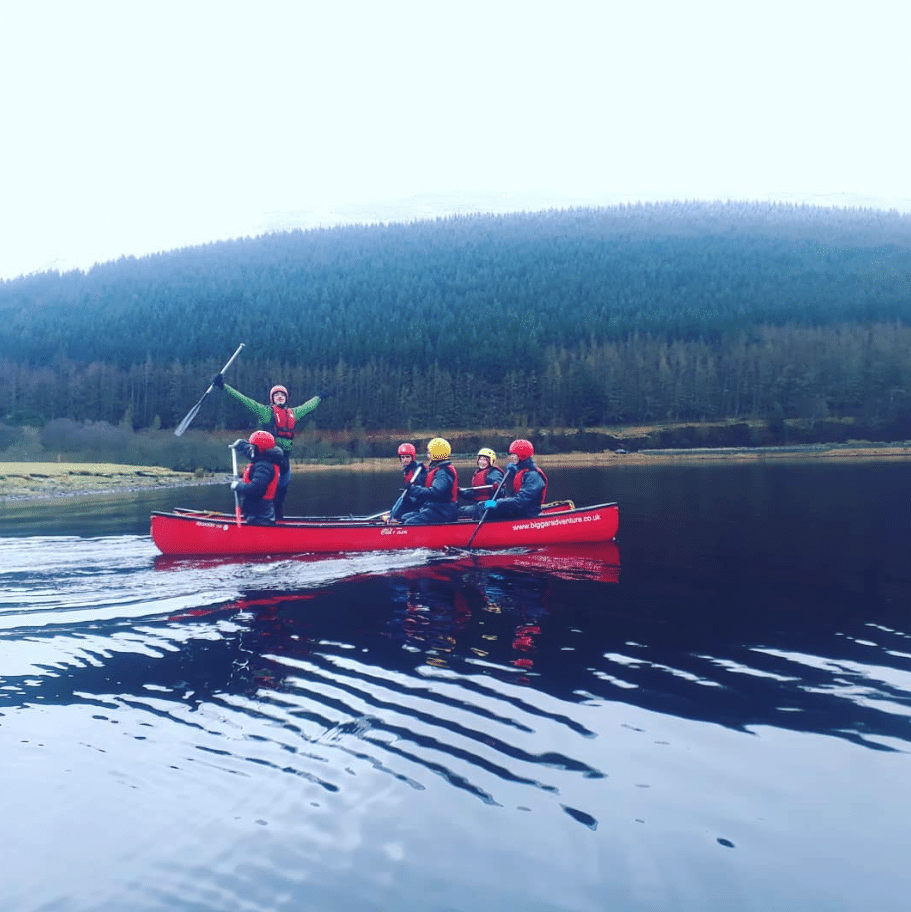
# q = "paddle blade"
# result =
<box><xmin>173</xmin><ymin>343</ymin><xmax>245</xmax><ymax>437</ymax></box>
<box><xmin>173</xmin><ymin>389</ymin><xmax>210</xmax><ymax>436</ymax></box>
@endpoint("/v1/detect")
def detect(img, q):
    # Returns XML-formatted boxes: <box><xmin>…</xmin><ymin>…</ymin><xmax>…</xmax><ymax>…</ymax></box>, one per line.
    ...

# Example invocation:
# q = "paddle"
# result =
<box><xmin>465</xmin><ymin>463</ymin><xmax>515</xmax><ymax>549</ymax></box>
<box><xmin>366</xmin><ymin>485</ymin><xmax>493</xmax><ymax>522</ymax></box>
<box><xmin>229</xmin><ymin>441</ymin><xmax>243</xmax><ymax>526</ymax></box>
<box><xmin>385</xmin><ymin>463</ymin><xmax>425</xmax><ymax>523</ymax></box>
<box><xmin>458</xmin><ymin>484</ymin><xmax>498</xmax><ymax>498</ymax></box>
<box><xmin>174</xmin><ymin>343</ymin><xmax>245</xmax><ymax>436</ymax></box>
<box><xmin>361</xmin><ymin>486</ymin><xmax>496</xmax><ymax>521</ymax></box>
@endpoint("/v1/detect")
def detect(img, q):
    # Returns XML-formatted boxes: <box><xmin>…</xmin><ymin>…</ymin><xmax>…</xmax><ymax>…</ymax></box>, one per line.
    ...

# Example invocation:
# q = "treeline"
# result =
<box><xmin>2</xmin><ymin>322</ymin><xmax>909</xmax><ymax>432</ymax></box>
<box><xmin>2</xmin><ymin>201</ymin><xmax>911</xmax><ymax>433</ymax></box>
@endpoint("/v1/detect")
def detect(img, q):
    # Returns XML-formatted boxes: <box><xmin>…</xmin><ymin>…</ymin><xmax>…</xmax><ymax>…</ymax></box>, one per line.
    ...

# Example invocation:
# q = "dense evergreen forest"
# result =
<box><xmin>2</xmin><ymin>201</ymin><xmax>911</xmax><ymax>438</ymax></box>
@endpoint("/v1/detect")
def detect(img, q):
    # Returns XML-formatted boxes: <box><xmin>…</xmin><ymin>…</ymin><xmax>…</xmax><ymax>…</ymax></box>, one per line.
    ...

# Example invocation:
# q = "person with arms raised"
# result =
<box><xmin>214</xmin><ymin>375</ymin><xmax>326</xmax><ymax>520</ymax></box>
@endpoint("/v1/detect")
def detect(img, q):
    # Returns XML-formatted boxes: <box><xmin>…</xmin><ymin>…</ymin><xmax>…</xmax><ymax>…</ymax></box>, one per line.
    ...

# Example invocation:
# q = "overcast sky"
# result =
<box><xmin>1</xmin><ymin>0</ymin><xmax>909</xmax><ymax>280</ymax></box>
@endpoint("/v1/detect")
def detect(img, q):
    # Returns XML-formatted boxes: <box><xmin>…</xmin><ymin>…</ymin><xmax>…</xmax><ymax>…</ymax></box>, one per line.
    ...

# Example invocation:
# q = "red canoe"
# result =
<box><xmin>150</xmin><ymin>501</ymin><xmax>619</xmax><ymax>556</ymax></box>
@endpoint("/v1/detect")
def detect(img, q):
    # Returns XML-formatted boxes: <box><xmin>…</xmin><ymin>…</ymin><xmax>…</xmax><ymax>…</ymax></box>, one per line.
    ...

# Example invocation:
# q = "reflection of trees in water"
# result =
<box><xmin>358</xmin><ymin>553</ymin><xmax>911</xmax><ymax>753</ymax></box>
<box><xmin>10</xmin><ymin>542</ymin><xmax>911</xmax><ymax>756</ymax></box>
<box><xmin>601</xmin><ymin>557</ymin><xmax>911</xmax><ymax>752</ymax></box>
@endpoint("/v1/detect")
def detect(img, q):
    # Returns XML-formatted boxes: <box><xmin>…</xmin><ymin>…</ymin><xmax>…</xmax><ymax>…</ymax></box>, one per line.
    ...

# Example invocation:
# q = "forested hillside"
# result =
<box><xmin>2</xmin><ymin>201</ymin><xmax>910</xmax><ymax>434</ymax></box>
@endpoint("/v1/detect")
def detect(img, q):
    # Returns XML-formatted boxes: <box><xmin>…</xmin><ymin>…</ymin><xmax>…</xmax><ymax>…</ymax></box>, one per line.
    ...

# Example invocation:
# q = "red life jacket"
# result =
<box><xmin>404</xmin><ymin>461</ymin><xmax>424</xmax><ymax>483</ymax></box>
<box><xmin>470</xmin><ymin>466</ymin><xmax>502</xmax><ymax>500</ymax></box>
<box><xmin>269</xmin><ymin>406</ymin><xmax>296</xmax><ymax>441</ymax></box>
<box><xmin>513</xmin><ymin>465</ymin><xmax>548</xmax><ymax>503</ymax></box>
<box><xmin>423</xmin><ymin>463</ymin><xmax>459</xmax><ymax>502</ymax></box>
<box><xmin>243</xmin><ymin>462</ymin><xmax>280</xmax><ymax>500</ymax></box>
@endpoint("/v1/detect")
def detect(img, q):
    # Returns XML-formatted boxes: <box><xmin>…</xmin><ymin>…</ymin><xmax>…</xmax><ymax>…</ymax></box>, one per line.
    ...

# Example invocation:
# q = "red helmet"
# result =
<box><xmin>508</xmin><ymin>438</ymin><xmax>534</xmax><ymax>460</ymax></box>
<box><xmin>249</xmin><ymin>430</ymin><xmax>276</xmax><ymax>452</ymax></box>
<box><xmin>270</xmin><ymin>385</ymin><xmax>289</xmax><ymax>402</ymax></box>
<box><xmin>397</xmin><ymin>442</ymin><xmax>417</xmax><ymax>457</ymax></box>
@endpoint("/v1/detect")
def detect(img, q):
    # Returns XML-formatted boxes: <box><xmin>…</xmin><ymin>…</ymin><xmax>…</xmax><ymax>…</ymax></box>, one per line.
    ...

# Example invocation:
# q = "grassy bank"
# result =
<box><xmin>0</xmin><ymin>462</ymin><xmax>203</xmax><ymax>500</ymax></box>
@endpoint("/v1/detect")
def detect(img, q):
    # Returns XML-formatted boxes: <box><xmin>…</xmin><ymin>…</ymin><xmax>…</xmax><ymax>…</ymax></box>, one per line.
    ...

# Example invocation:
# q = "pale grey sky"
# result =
<box><xmin>1</xmin><ymin>0</ymin><xmax>909</xmax><ymax>280</ymax></box>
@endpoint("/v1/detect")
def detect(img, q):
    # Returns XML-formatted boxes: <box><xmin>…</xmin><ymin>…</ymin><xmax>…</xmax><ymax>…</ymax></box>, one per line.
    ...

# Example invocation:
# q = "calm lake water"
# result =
<box><xmin>2</xmin><ymin>461</ymin><xmax>910</xmax><ymax>912</ymax></box>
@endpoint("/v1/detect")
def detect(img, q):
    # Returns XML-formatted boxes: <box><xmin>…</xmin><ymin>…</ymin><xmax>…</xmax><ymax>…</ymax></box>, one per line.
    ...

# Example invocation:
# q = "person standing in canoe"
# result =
<box><xmin>230</xmin><ymin>431</ymin><xmax>284</xmax><ymax>525</ymax></box>
<box><xmin>476</xmin><ymin>438</ymin><xmax>548</xmax><ymax>520</ymax></box>
<box><xmin>398</xmin><ymin>437</ymin><xmax>459</xmax><ymax>525</ymax></box>
<box><xmin>458</xmin><ymin>447</ymin><xmax>505</xmax><ymax>518</ymax></box>
<box><xmin>213</xmin><ymin>375</ymin><xmax>325</xmax><ymax>521</ymax></box>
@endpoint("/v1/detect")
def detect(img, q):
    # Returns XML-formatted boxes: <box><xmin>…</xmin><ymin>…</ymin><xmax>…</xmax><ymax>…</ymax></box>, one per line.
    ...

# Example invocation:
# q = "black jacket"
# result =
<box><xmin>235</xmin><ymin>446</ymin><xmax>284</xmax><ymax>524</ymax></box>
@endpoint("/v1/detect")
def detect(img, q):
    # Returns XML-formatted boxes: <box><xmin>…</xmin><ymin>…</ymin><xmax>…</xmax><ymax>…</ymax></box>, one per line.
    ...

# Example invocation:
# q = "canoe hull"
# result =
<box><xmin>150</xmin><ymin>502</ymin><xmax>619</xmax><ymax>556</ymax></box>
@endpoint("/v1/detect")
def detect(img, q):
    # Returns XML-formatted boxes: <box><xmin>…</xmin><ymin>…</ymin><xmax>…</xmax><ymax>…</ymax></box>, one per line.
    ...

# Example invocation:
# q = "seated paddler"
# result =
<box><xmin>398</xmin><ymin>437</ymin><xmax>459</xmax><ymax>525</ymax></box>
<box><xmin>458</xmin><ymin>446</ymin><xmax>506</xmax><ymax>519</ymax></box>
<box><xmin>475</xmin><ymin>438</ymin><xmax>548</xmax><ymax>520</ymax></box>
<box><xmin>389</xmin><ymin>442</ymin><xmax>427</xmax><ymax>522</ymax></box>
<box><xmin>230</xmin><ymin>431</ymin><xmax>285</xmax><ymax>525</ymax></box>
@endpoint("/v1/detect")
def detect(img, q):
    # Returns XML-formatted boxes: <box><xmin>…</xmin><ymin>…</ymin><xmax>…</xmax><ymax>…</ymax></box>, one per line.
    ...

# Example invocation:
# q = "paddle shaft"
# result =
<box><xmin>366</xmin><ymin>484</ymin><xmax>492</xmax><ymax>520</ymax></box>
<box><xmin>230</xmin><ymin>444</ymin><xmax>242</xmax><ymax>526</ymax></box>
<box><xmin>465</xmin><ymin>465</ymin><xmax>514</xmax><ymax>549</ymax></box>
<box><xmin>174</xmin><ymin>343</ymin><xmax>245</xmax><ymax>436</ymax></box>
<box><xmin>388</xmin><ymin>463</ymin><xmax>424</xmax><ymax>521</ymax></box>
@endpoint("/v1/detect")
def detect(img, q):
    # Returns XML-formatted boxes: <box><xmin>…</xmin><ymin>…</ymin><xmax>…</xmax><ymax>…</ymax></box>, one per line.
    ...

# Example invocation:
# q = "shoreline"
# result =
<box><xmin>2</xmin><ymin>443</ymin><xmax>911</xmax><ymax>502</ymax></box>
<box><xmin>288</xmin><ymin>442</ymin><xmax>911</xmax><ymax>471</ymax></box>
<box><xmin>0</xmin><ymin>464</ymin><xmax>211</xmax><ymax>502</ymax></box>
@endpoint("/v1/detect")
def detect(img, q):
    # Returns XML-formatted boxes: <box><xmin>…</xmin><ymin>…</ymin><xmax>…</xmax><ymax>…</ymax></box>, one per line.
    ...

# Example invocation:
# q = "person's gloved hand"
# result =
<box><xmin>230</xmin><ymin>480</ymin><xmax>239</xmax><ymax>490</ymax></box>
<box><xmin>212</xmin><ymin>373</ymin><xmax>225</xmax><ymax>389</ymax></box>
<box><xmin>483</xmin><ymin>500</ymin><xmax>498</xmax><ymax>510</ymax></box>
<box><xmin>230</xmin><ymin>439</ymin><xmax>254</xmax><ymax>459</ymax></box>
<box><xmin>316</xmin><ymin>389</ymin><xmax>334</xmax><ymax>400</ymax></box>
<box><xmin>458</xmin><ymin>488</ymin><xmax>468</xmax><ymax>497</ymax></box>
<box><xmin>506</xmin><ymin>462</ymin><xmax>518</xmax><ymax>473</ymax></box>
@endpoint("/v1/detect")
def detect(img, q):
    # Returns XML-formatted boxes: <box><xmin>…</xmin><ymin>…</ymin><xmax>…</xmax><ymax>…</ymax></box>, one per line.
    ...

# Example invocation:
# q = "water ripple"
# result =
<box><xmin>2</xmin><ymin>534</ymin><xmax>611</xmax><ymax>841</ymax></box>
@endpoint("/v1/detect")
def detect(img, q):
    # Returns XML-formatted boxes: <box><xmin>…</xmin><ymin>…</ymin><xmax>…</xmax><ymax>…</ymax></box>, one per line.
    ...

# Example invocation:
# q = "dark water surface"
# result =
<box><xmin>2</xmin><ymin>462</ymin><xmax>910</xmax><ymax>911</ymax></box>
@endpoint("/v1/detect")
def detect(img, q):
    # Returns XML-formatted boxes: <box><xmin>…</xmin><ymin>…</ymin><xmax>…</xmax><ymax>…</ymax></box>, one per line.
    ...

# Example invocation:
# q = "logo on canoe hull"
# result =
<box><xmin>512</xmin><ymin>513</ymin><xmax>601</xmax><ymax>532</ymax></box>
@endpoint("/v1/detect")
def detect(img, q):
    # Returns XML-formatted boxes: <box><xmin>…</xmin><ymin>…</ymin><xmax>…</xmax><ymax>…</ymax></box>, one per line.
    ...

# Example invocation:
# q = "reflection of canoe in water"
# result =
<box><xmin>150</xmin><ymin>501</ymin><xmax>619</xmax><ymax>557</ymax></box>
<box><xmin>452</xmin><ymin>542</ymin><xmax>621</xmax><ymax>583</ymax></box>
<box><xmin>158</xmin><ymin>542</ymin><xmax>621</xmax><ymax>590</ymax></box>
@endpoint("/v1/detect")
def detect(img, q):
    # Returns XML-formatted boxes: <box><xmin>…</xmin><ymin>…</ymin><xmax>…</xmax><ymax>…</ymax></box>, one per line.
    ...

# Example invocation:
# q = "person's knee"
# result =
<box><xmin>401</xmin><ymin>513</ymin><xmax>425</xmax><ymax>525</ymax></box>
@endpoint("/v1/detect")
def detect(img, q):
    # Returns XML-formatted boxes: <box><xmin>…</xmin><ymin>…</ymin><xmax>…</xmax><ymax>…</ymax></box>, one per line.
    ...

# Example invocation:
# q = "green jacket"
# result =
<box><xmin>223</xmin><ymin>384</ymin><xmax>320</xmax><ymax>455</ymax></box>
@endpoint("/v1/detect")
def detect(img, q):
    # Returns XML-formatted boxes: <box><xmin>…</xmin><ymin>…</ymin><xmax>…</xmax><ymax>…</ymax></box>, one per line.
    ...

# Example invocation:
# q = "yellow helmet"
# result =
<box><xmin>477</xmin><ymin>447</ymin><xmax>497</xmax><ymax>465</ymax></box>
<box><xmin>427</xmin><ymin>437</ymin><xmax>451</xmax><ymax>459</ymax></box>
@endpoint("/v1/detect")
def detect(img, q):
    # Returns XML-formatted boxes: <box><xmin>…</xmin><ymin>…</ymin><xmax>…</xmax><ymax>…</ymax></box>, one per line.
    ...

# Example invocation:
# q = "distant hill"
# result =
<box><xmin>2</xmin><ymin>201</ymin><xmax>911</xmax><ymax>435</ymax></box>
